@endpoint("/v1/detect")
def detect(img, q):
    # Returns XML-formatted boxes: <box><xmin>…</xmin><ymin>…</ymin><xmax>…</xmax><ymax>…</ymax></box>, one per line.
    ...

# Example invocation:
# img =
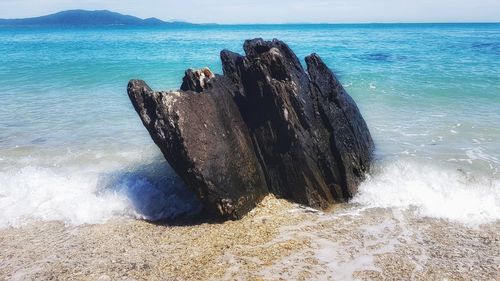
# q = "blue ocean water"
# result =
<box><xmin>0</xmin><ymin>24</ymin><xmax>499</xmax><ymax>227</ymax></box>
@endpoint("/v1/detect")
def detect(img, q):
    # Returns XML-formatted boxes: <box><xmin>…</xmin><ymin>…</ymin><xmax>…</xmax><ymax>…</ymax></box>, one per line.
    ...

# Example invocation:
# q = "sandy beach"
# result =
<box><xmin>1</xmin><ymin>196</ymin><xmax>498</xmax><ymax>280</ymax></box>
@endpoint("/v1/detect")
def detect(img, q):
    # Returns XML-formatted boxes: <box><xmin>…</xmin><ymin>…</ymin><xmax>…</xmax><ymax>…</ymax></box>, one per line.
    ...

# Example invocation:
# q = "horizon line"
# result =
<box><xmin>1</xmin><ymin>9</ymin><xmax>498</xmax><ymax>26</ymax></box>
<box><xmin>202</xmin><ymin>21</ymin><xmax>500</xmax><ymax>25</ymax></box>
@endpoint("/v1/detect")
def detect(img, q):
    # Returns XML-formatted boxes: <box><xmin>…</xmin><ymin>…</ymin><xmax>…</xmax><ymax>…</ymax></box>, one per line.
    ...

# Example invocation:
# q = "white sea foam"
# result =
<box><xmin>0</xmin><ymin>164</ymin><xmax>201</xmax><ymax>229</ymax></box>
<box><xmin>353</xmin><ymin>160</ymin><xmax>500</xmax><ymax>224</ymax></box>
<box><xmin>1</xmin><ymin>156</ymin><xmax>499</xmax><ymax>228</ymax></box>
<box><xmin>0</xmin><ymin>166</ymin><xmax>130</xmax><ymax>228</ymax></box>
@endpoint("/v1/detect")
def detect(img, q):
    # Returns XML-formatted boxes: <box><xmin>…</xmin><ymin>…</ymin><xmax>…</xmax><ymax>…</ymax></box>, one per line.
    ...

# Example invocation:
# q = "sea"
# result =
<box><xmin>0</xmin><ymin>23</ymin><xmax>499</xmax><ymax>279</ymax></box>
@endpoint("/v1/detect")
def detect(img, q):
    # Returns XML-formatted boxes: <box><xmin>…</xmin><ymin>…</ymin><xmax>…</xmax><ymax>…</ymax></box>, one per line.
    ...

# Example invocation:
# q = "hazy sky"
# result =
<box><xmin>1</xmin><ymin>0</ymin><xmax>499</xmax><ymax>24</ymax></box>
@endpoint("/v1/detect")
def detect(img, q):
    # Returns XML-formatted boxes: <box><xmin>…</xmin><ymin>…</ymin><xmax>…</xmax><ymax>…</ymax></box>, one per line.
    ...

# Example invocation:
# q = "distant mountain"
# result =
<box><xmin>0</xmin><ymin>10</ymin><xmax>194</xmax><ymax>27</ymax></box>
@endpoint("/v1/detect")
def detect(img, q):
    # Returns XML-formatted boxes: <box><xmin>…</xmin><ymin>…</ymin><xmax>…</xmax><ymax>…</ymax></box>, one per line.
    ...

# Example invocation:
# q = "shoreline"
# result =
<box><xmin>1</xmin><ymin>196</ymin><xmax>498</xmax><ymax>280</ymax></box>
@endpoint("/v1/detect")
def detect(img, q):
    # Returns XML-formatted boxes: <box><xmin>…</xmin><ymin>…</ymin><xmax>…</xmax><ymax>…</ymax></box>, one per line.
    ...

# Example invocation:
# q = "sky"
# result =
<box><xmin>0</xmin><ymin>0</ymin><xmax>499</xmax><ymax>24</ymax></box>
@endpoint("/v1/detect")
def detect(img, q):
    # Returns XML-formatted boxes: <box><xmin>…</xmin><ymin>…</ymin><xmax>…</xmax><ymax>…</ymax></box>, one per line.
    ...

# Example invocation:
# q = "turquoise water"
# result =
<box><xmin>0</xmin><ymin>24</ymin><xmax>499</xmax><ymax>227</ymax></box>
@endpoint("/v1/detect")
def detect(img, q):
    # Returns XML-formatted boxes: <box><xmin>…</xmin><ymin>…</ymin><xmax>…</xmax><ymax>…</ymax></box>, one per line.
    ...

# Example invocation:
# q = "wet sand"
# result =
<box><xmin>1</xmin><ymin>196</ymin><xmax>498</xmax><ymax>280</ymax></box>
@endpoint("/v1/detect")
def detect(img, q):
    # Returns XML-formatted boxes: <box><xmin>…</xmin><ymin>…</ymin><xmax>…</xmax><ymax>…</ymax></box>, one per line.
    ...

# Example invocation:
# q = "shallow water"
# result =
<box><xmin>0</xmin><ymin>23</ymin><xmax>499</xmax><ymax>227</ymax></box>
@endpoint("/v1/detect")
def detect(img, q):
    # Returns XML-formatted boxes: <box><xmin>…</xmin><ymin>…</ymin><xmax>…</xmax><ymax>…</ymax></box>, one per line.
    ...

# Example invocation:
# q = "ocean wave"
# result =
<box><xmin>353</xmin><ymin>159</ymin><xmax>500</xmax><ymax>224</ymax></box>
<box><xmin>0</xmin><ymin>163</ymin><xmax>201</xmax><ymax>229</ymax></box>
<box><xmin>1</xmin><ymin>158</ymin><xmax>499</xmax><ymax>228</ymax></box>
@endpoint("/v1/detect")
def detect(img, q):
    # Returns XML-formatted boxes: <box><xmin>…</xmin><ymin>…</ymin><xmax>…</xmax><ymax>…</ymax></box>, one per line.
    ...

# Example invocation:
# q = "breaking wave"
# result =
<box><xmin>1</xmin><ymin>157</ymin><xmax>499</xmax><ymax>228</ymax></box>
<box><xmin>353</xmin><ymin>159</ymin><xmax>500</xmax><ymax>224</ymax></box>
<box><xmin>0</xmin><ymin>162</ymin><xmax>201</xmax><ymax>229</ymax></box>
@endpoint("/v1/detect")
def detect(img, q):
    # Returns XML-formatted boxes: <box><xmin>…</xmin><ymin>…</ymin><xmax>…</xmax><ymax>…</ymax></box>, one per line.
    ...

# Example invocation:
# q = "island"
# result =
<box><xmin>0</xmin><ymin>10</ymin><xmax>194</xmax><ymax>27</ymax></box>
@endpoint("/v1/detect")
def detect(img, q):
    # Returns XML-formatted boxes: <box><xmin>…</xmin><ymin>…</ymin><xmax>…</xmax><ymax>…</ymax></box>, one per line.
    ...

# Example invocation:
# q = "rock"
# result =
<box><xmin>220</xmin><ymin>39</ymin><xmax>374</xmax><ymax>208</ymax></box>
<box><xmin>305</xmin><ymin>53</ymin><xmax>374</xmax><ymax>196</ymax></box>
<box><xmin>180</xmin><ymin>67</ymin><xmax>214</xmax><ymax>92</ymax></box>
<box><xmin>128</xmin><ymin>38</ymin><xmax>374</xmax><ymax>219</ymax></box>
<box><xmin>128</xmin><ymin>78</ymin><xmax>268</xmax><ymax>219</ymax></box>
